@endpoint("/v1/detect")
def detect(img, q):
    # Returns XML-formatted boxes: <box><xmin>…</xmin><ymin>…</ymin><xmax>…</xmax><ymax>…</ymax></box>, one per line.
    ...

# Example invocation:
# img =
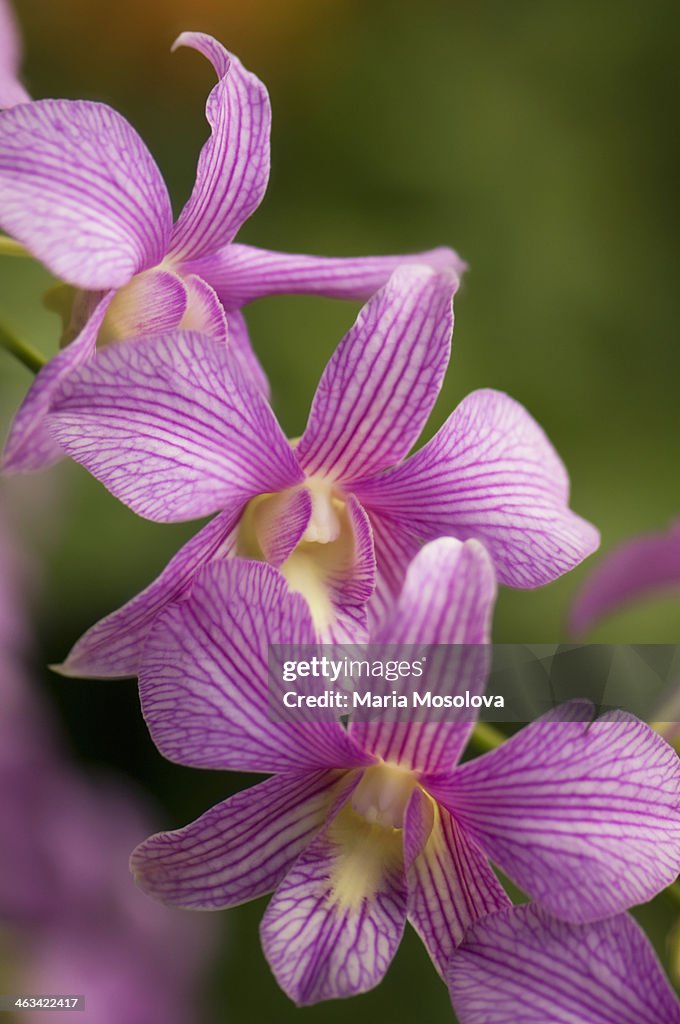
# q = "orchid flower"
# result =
<box><xmin>47</xmin><ymin>265</ymin><xmax>598</xmax><ymax>676</ymax></box>
<box><xmin>0</xmin><ymin>29</ymin><xmax>460</xmax><ymax>473</ymax></box>
<box><xmin>571</xmin><ymin>519</ymin><xmax>680</xmax><ymax>635</ymax></box>
<box><xmin>448</xmin><ymin>904</ymin><xmax>680</xmax><ymax>1024</ymax></box>
<box><xmin>130</xmin><ymin>539</ymin><xmax>680</xmax><ymax>1005</ymax></box>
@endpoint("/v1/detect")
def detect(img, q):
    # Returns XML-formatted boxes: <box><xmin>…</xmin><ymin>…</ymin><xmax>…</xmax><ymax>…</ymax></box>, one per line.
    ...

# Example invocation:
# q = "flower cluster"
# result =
<box><xmin>1</xmin><ymin>13</ymin><xmax>679</xmax><ymax>1022</ymax></box>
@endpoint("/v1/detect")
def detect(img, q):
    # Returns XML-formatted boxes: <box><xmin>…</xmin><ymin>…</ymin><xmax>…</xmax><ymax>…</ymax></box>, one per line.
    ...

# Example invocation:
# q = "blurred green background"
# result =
<box><xmin>1</xmin><ymin>0</ymin><xmax>679</xmax><ymax>1020</ymax></box>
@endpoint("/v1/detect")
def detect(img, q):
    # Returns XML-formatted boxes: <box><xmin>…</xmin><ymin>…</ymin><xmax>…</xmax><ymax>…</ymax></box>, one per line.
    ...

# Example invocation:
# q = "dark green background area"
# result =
<box><xmin>1</xmin><ymin>1</ymin><xmax>679</xmax><ymax>1021</ymax></box>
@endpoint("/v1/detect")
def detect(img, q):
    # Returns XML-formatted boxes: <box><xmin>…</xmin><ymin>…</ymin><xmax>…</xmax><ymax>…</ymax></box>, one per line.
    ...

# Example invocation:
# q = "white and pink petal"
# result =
<box><xmin>353</xmin><ymin>389</ymin><xmax>600</xmax><ymax>588</ymax></box>
<box><xmin>407</xmin><ymin>804</ymin><xmax>510</xmax><ymax>978</ymax></box>
<box><xmin>168</xmin><ymin>34</ymin><xmax>270</xmax><ymax>262</ymax></box>
<box><xmin>0</xmin><ymin>99</ymin><xmax>172</xmax><ymax>288</ymax></box>
<box><xmin>364</xmin><ymin>509</ymin><xmax>423</xmax><ymax>634</ymax></box>
<box><xmin>350</xmin><ymin>538</ymin><xmax>496</xmax><ymax>775</ymax></box>
<box><xmin>449</xmin><ymin>905</ymin><xmax>680</xmax><ymax>1024</ymax></box>
<box><xmin>223</xmin><ymin>308</ymin><xmax>269</xmax><ymax>396</ymax></box>
<box><xmin>261</xmin><ymin>801</ymin><xmax>407</xmax><ymax>1005</ymax></box>
<box><xmin>140</xmin><ymin>559</ymin><xmax>371</xmax><ymax>774</ymax></box>
<box><xmin>296</xmin><ymin>265</ymin><xmax>457</xmax><ymax>484</ymax></box>
<box><xmin>180</xmin><ymin>273</ymin><xmax>228</xmax><ymax>342</ymax></box>
<box><xmin>98</xmin><ymin>268</ymin><xmax>187</xmax><ymax>342</ymax></box>
<box><xmin>429</xmin><ymin>705</ymin><xmax>680</xmax><ymax>923</ymax></box>
<box><xmin>47</xmin><ymin>330</ymin><xmax>302</xmax><ymax>522</ymax></box>
<box><xmin>189</xmin><ymin>242</ymin><xmax>465</xmax><ymax>308</ymax></box>
<box><xmin>131</xmin><ymin>770</ymin><xmax>345</xmax><ymax>910</ymax></box>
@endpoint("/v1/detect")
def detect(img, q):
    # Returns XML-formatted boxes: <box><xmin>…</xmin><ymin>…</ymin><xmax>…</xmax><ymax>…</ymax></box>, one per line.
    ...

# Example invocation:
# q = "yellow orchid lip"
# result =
<box><xmin>236</xmin><ymin>479</ymin><xmax>356</xmax><ymax>634</ymax></box>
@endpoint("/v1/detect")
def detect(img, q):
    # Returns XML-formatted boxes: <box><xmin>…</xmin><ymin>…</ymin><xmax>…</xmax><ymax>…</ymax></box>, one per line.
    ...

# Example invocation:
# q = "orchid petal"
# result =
<box><xmin>168</xmin><ymin>34</ymin><xmax>270</xmax><ymax>262</ymax></box>
<box><xmin>318</xmin><ymin>496</ymin><xmax>374</xmax><ymax>643</ymax></box>
<box><xmin>239</xmin><ymin>487</ymin><xmax>312</xmax><ymax>568</ymax></box>
<box><xmin>55</xmin><ymin>509</ymin><xmax>237</xmax><ymax>679</ymax></box>
<box><xmin>99</xmin><ymin>268</ymin><xmax>187</xmax><ymax>342</ymax></box>
<box><xmin>2</xmin><ymin>293</ymin><xmax>112</xmax><ymax>474</ymax></box>
<box><xmin>449</xmin><ymin>905</ymin><xmax>680</xmax><ymax>1024</ymax></box>
<box><xmin>570</xmin><ymin>520</ymin><xmax>680</xmax><ymax>635</ymax></box>
<box><xmin>140</xmin><ymin>559</ymin><xmax>371</xmax><ymax>773</ymax></box>
<box><xmin>181</xmin><ymin>279</ymin><xmax>271</xmax><ymax>395</ymax></box>
<box><xmin>189</xmin><ymin>242</ymin><xmax>466</xmax><ymax>308</ymax></box>
<box><xmin>406</xmin><ymin>804</ymin><xmax>509</xmax><ymax>979</ymax></box>
<box><xmin>296</xmin><ymin>266</ymin><xmax>457</xmax><ymax>483</ymax></box>
<box><xmin>353</xmin><ymin>388</ymin><xmax>600</xmax><ymax>588</ymax></box>
<box><xmin>402</xmin><ymin>786</ymin><xmax>435</xmax><ymax>870</ymax></box>
<box><xmin>0</xmin><ymin>0</ymin><xmax>29</xmax><ymax>107</ymax></box>
<box><xmin>374</xmin><ymin>537</ymin><xmax>496</xmax><ymax>646</ymax></box>
<box><xmin>131</xmin><ymin>770</ymin><xmax>344</xmax><ymax>910</ymax></box>
<box><xmin>48</xmin><ymin>330</ymin><xmax>302</xmax><ymax>522</ymax></box>
<box><xmin>0</xmin><ymin>100</ymin><xmax>172</xmax><ymax>288</ymax></box>
<box><xmin>429</xmin><ymin>704</ymin><xmax>680</xmax><ymax>922</ymax></box>
<box><xmin>224</xmin><ymin>308</ymin><xmax>270</xmax><ymax>397</ymax></box>
<box><xmin>350</xmin><ymin>538</ymin><xmax>496</xmax><ymax>775</ymax></box>
<box><xmin>180</xmin><ymin>273</ymin><xmax>227</xmax><ymax>341</ymax></box>
<box><xmin>365</xmin><ymin>509</ymin><xmax>422</xmax><ymax>634</ymax></box>
<box><xmin>261</xmin><ymin>800</ymin><xmax>407</xmax><ymax>1005</ymax></box>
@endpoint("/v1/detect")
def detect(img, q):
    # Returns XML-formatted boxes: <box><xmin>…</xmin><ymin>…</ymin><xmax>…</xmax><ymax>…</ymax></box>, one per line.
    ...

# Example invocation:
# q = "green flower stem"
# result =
<box><xmin>0</xmin><ymin>235</ymin><xmax>29</xmax><ymax>258</ymax></box>
<box><xmin>470</xmin><ymin>722</ymin><xmax>506</xmax><ymax>752</ymax></box>
<box><xmin>0</xmin><ymin>323</ymin><xmax>46</xmax><ymax>374</ymax></box>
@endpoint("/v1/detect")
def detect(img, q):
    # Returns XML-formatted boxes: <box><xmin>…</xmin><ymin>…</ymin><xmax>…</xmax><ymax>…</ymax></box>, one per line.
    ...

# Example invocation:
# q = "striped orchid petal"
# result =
<box><xmin>181</xmin><ymin>274</ymin><xmax>227</xmax><ymax>342</ymax></box>
<box><xmin>189</xmin><ymin>242</ymin><xmax>465</xmax><ymax>308</ymax></box>
<box><xmin>352</xmin><ymin>388</ymin><xmax>600</xmax><ymax>588</ymax></box>
<box><xmin>47</xmin><ymin>331</ymin><xmax>303</xmax><ymax>522</ymax></box>
<box><xmin>2</xmin><ymin>292</ymin><xmax>112</xmax><ymax>473</ymax></box>
<box><xmin>131</xmin><ymin>770</ymin><xmax>346</xmax><ymax>910</ymax></box>
<box><xmin>365</xmin><ymin>509</ymin><xmax>422</xmax><ymax>632</ymax></box>
<box><xmin>0</xmin><ymin>100</ymin><xmax>172</xmax><ymax>288</ymax></box>
<box><xmin>313</xmin><ymin>496</ymin><xmax>374</xmax><ymax>644</ymax></box>
<box><xmin>260</xmin><ymin>799</ymin><xmax>408</xmax><ymax>1005</ymax></box>
<box><xmin>296</xmin><ymin>266</ymin><xmax>458</xmax><ymax>483</ymax></box>
<box><xmin>240</xmin><ymin>487</ymin><xmax>312</xmax><ymax>568</ymax></box>
<box><xmin>429</xmin><ymin>704</ymin><xmax>680</xmax><ymax>923</ymax></box>
<box><xmin>449</xmin><ymin>905</ymin><xmax>680</xmax><ymax>1024</ymax></box>
<box><xmin>406</xmin><ymin>802</ymin><xmax>509</xmax><ymax>979</ymax></box>
<box><xmin>223</xmin><ymin>308</ymin><xmax>269</xmax><ymax>397</ymax></box>
<box><xmin>571</xmin><ymin>520</ymin><xmax>680</xmax><ymax>635</ymax></box>
<box><xmin>168</xmin><ymin>34</ymin><xmax>270</xmax><ymax>263</ymax></box>
<box><xmin>350</xmin><ymin>538</ymin><xmax>497</xmax><ymax>774</ymax></box>
<box><xmin>139</xmin><ymin>559</ymin><xmax>371</xmax><ymax>774</ymax></box>
<box><xmin>98</xmin><ymin>268</ymin><xmax>188</xmax><ymax>342</ymax></box>
<box><xmin>54</xmin><ymin>508</ymin><xmax>238</xmax><ymax>680</ymax></box>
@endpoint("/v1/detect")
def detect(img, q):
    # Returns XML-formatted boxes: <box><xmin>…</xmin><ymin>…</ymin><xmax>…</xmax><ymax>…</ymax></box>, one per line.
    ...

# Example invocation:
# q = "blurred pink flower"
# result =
<box><xmin>0</xmin><ymin>504</ymin><xmax>217</xmax><ymax>1024</ymax></box>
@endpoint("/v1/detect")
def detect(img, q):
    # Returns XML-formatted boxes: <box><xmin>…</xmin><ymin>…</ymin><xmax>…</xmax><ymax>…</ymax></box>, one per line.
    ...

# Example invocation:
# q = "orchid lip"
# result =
<box><xmin>236</xmin><ymin>480</ymin><xmax>354</xmax><ymax>633</ymax></box>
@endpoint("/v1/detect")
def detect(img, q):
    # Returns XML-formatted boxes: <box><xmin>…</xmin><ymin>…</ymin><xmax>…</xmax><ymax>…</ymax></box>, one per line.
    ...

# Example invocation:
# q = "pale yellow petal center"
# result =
<box><xmin>324</xmin><ymin>764</ymin><xmax>430</xmax><ymax>911</ymax></box>
<box><xmin>237</xmin><ymin>477</ymin><xmax>356</xmax><ymax>633</ymax></box>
